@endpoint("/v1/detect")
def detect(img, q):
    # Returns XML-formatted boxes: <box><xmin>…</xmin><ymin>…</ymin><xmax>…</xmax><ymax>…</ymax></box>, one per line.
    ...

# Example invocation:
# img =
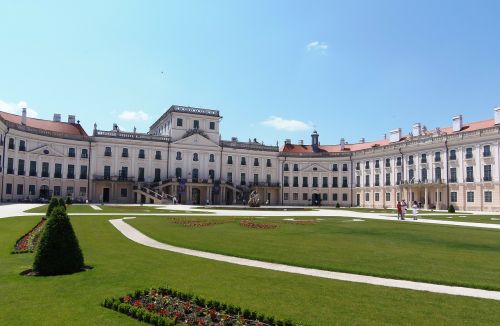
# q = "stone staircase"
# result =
<box><xmin>133</xmin><ymin>186</ymin><xmax>174</xmax><ymax>204</ymax></box>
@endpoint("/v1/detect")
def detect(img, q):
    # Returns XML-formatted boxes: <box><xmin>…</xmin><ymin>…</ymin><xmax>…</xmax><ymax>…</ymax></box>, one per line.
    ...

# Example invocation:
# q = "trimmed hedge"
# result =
<box><xmin>448</xmin><ymin>204</ymin><xmax>456</xmax><ymax>213</ymax></box>
<box><xmin>33</xmin><ymin>207</ymin><xmax>84</xmax><ymax>275</ymax></box>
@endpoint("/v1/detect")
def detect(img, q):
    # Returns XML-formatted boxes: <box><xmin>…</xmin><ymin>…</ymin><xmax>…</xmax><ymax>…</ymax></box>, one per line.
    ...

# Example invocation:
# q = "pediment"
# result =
<box><xmin>302</xmin><ymin>163</ymin><xmax>331</xmax><ymax>173</ymax></box>
<box><xmin>29</xmin><ymin>144</ymin><xmax>65</xmax><ymax>157</ymax></box>
<box><xmin>173</xmin><ymin>134</ymin><xmax>220</xmax><ymax>148</ymax></box>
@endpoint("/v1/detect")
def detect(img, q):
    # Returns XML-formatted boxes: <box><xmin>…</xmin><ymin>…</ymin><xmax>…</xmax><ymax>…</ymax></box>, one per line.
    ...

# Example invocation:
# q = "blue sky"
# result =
<box><xmin>1</xmin><ymin>1</ymin><xmax>499</xmax><ymax>146</ymax></box>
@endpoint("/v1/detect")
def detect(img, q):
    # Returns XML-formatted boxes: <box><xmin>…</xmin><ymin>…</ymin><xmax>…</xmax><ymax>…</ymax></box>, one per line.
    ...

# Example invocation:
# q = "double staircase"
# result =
<box><xmin>133</xmin><ymin>185</ymin><xmax>174</xmax><ymax>204</ymax></box>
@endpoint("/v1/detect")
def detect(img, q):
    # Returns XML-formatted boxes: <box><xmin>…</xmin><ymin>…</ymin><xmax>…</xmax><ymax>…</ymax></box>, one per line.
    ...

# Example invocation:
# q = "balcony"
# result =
<box><xmin>466</xmin><ymin>177</ymin><xmax>474</xmax><ymax>182</ymax></box>
<box><xmin>240</xmin><ymin>181</ymin><xmax>246</xmax><ymax>186</ymax></box>
<box><xmin>8</xmin><ymin>144</ymin><xmax>14</xmax><ymax>150</ymax></box>
<box><xmin>41</xmin><ymin>172</ymin><xmax>49</xmax><ymax>178</ymax></box>
<box><xmin>29</xmin><ymin>170</ymin><xmax>37</xmax><ymax>177</ymax></box>
<box><xmin>18</xmin><ymin>170</ymin><xmax>25</xmax><ymax>176</ymax></box>
<box><xmin>54</xmin><ymin>172</ymin><xmax>62</xmax><ymax>178</ymax></box>
<box><xmin>138</xmin><ymin>154</ymin><xmax>145</xmax><ymax>159</ymax></box>
<box><xmin>249</xmin><ymin>182</ymin><xmax>280</xmax><ymax>188</ymax></box>
<box><xmin>364</xmin><ymin>183</ymin><xmax>370</xmax><ymax>187</ymax></box>
<box><xmin>67</xmin><ymin>173</ymin><xmax>75</xmax><ymax>179</ymax></box>
<box><xmin>302</xmin><ymin>183</ymin><xmax>308</xmax><ymax>187</ymax></box>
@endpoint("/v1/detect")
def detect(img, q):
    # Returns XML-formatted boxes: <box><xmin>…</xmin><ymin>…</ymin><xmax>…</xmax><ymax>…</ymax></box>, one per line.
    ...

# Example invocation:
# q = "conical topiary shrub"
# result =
<box><xmin>58</xmin><ymin>197</ymin><xmax>67</xmax><ymax>210</ymax></box>
<box><xmin>33</xmin><ymin>207</ymin><xmax>84</xmax><ymax>275</ymax></box>
<box><xmin>46</xmin><ymin>197</ymin><xmax>60</xmax><ymax>217</ymax></box>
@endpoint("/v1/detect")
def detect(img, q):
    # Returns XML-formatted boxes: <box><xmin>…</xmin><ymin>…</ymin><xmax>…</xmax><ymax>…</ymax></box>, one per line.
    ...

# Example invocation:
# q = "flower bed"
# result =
<box><xmin>240</xmin><ymin>220</ymin><xmax>278</xmax><ymax>230</ymax></box>
<box><xmin>170</xmin><ymin>218</ymin><xmax>231</xmax><ymax>228</ymax></box>
<box><xmin>282</xmin><ymin>220</ymin><xmax>317</xmax><ymax>225</ymax></box>
<box><xmin>102</xmin><ymin>287</ymin><xmax>299</xmax><ymax>326</ymax></box>
<box><xmin>12</xmin><ymin>218</ymin><xmax>47</xmax><ymax>254</ymax></box>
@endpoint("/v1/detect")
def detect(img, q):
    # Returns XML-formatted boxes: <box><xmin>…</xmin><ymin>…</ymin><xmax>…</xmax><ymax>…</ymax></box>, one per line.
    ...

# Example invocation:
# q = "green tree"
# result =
<box><xmin>46</xmin><ymin>197</ymin><xmax>59</xmax><ymax>217</ymax></box>
<box><xmin>58</xmin><ymin>197</ymin><xmax>66</xmax><ymax>210</ymax></box>
<box><xmin>33</xmin><ymin>207</ymin><xmax>84</xmax><ymax>275</ymax></box>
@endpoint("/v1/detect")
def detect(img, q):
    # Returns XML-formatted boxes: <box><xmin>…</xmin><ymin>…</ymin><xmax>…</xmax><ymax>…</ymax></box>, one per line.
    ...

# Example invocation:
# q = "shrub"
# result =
<box><xmin>448</xmin><ymin>204</ymin><xmax>456</xmax><ymax>213</ymax></box>
<box><xmin>336</xmin><ymin>202</ymin><xmax>340</xmax><ymax>208</ymax></box>
<box><xmin>65</xmin><ymin>196</ymin><xmax>73</xmax><ymax>206</ymax></box>
<box><xmin>58</xmin><ymin>197</ymin><xmax>67</xmax><ymax>210</ymax></box>
<box><xmin>32</xmin><ymin>207</ymin><xmax>84</xmax><ymax>275</ymax></box>
<box><xmin>46</xmin><ymin>197</ymin><xmax>60</xmax><ymax>217</ymax></box>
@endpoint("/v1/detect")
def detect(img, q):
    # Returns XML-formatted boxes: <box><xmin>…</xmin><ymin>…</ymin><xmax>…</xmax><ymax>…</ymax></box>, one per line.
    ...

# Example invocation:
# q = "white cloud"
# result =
<box><xmin>306</xmin><ymin>41</ymin><xmax>328</xmax><ymax>55</ymax></box>
<box><xmin>0</xmin><ymin>99</ymin><xmax>38</xmax><ymax>117</ymax></box>
<box><xmin>261</xmin><ymin>116</ymin><xmax>313</xmax><ymax>132</ymax></box>
<box><xmin>118</xmin><ymin>110</ymin><xmax>149</xmax><ymax>121</ymax></box>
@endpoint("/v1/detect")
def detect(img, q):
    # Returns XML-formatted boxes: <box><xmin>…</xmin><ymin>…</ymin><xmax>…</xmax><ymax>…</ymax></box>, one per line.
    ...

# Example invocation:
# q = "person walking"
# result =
<box><xmin>412</xmin><ymin>201</ymin><xmax>418</xmax><ymax>220</ymax></box>
<box><xmin>396</xmin><ymin>201</ymin><xmax>402</xmax><ymax>220</ymax></box>
<box><xmin>401</xmin><ymin>200</ymin><xmax>407</xmax><ymax>220</ymax></box>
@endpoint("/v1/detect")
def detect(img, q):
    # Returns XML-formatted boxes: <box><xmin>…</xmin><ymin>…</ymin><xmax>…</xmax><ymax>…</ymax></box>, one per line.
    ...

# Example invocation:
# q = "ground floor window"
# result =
<box><xmin>29</xmin><ymin>185</ymin><xmax>36</xmax><ymax>196</ymax></box>
<box><xmin>333</xmin><ymin>193</ymin><xmax>338</xmax><ymax>201</ymax></box>
<box><xmin>467</xmin><ymin>191</ymin><xmax>474</xmax><ymax>203</ymax></box>
<box><xmin>385</xmin><ymin>192</ymin><xmax>391</xmax><ymax>202</ymax></box>
<box><xmin>450</xmin><ymin>192</ymin><xmax>457</xmax><ymax>202</ymax></box>
<box><xmin>293</xmin><ymin>193</ymin><xmax>298</xmax><ymax>200</ymax></box>
<box><xmin>121</xmin><ymin>188</ymin><xmax>128</xmax><ymax>197</ymax></box>
<box><xmin>302</xmin><ymin>193</ymin><xmax>308</xmax><ymax>200</ymax></box>
<box><xmin>53</xmin><ymin>186</ymin><xmax>61</xmax><ymax>196</ymax></box>
<box><xmin>67</xmin><ymin>186</ymin><xmax>74</xmax><ymax>197</ymax></box>
<box><xmin>342</xmin><ymin>193</ymin><xmax>348</xmax><ymax>201</ymax></box>
<box><xmin>365</xmin><ymin>193</ymin><xmax>369</xmax><ymax>201</ymax></box>
<box><xmin>6</xmin><ymin>183</ymin><xmax>12</xmax><ymax>195</ymax></box>
<box><xmin>284</xmin><ymin>193</ymin><xmax>289</xmax><ymax>200</ymax></box>
<box><xmin>17</xmin><ymin>184</ymin><xmax>23</xmax><ymax>195</ymax></box>
<box><xmin>485</xmin><ymin>191</ymin><xmax>492</xmax><ymax>203</ymax></box>
<box><xmin>396</xmin><ymin>192</ymin><xmax>400</xmax><ymax>201</ymax></box>
<box><xmin>79</xmin><ymin>187</ymin><xmax>87</xmax><ymax>197</ymax></box>
<box><xmin>322</xmin><ymin>193</ymin><xmax>327</xmax><ymax>201</ymax></box>
<box><xmin>375</xmin><ymin>193</ymin><xmax>380</xmax><ymax>201</ymax></box>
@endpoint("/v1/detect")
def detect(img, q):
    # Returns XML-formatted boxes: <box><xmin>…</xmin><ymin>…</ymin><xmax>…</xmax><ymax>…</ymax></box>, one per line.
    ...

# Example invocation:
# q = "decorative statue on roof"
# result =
<box><xmin>248</xmin><ymin>190</ymin><xmax>260</xmax><ymax>207</ymax></box>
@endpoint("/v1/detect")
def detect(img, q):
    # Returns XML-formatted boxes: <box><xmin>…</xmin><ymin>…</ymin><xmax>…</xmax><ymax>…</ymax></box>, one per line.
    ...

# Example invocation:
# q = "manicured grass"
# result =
<box><xmin>416</xmin><ymin>214</ymin><xmax>500</xmax><ymax>224</ymax></box>
<box><xmin>25</xmin><ymin>204</ymin><xmax>205</xmax><ymax>214</ymax></box>
<box><xmin>195</xmin><ymin>206</ymin><xmax>316</xmax><ymax>211</ymax></box>
<box><xmin>2</xmin><ymin>215</ymin><xmax>500</xmax><ymax>325</ymax></box>
<box><xmin>128</xmin><ymin>215</ymin><xmax>500</xmax><ymax>290</ymax></box>
<box><xmin>334</xmin><ymin>207</ymin><xmax>471</xmax><ymax>214</ymax></box>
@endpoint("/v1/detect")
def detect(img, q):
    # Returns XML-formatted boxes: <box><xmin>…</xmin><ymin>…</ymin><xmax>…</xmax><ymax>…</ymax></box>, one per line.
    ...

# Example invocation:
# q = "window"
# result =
<box><xmin>434</xmin><ymin>152</ymin><xmax>441</xmax><ymax>162</ymax></box>
<box><xmin>19</xmin><ymin>140</ymin><xmax>26</xmax><ymax>151</ymax></box>
<box><xmin>408</xmin><ymin>169</ymin><xmax>414</xmax><ymax>181</ymax></box>
<box><xmin>121</xmin><ymin>188</ymin><xmax>128</xmax><ymax>197</ymax></box>
<box><xmin>293</xmin><ymin>164</ymin><xmax>299</xmax><ymax>171</ymax></box>
<box><xmin>8</xmin><ymin>138</ymin><xmax>14</xmax><ymax>150</ymax></box>
<box><xmin>80</xmin><ymin>165</ymin><xmax>88</xmax><ymax>179</ymax></box>
<box><xmin>396</xmin><ymin>157</ymin><xmax>402</xmax><ymax>166</ymax></box>
<box><xmin>302</xmin><ymin>193</ymin><xmax>308</xmax><ymax>201</ymax></box>
<box><xmin>29</xmin><ymin>161</ymin><xmax>37</xmax><ymax>176</ymax></box>
<box><xmin>209</xmin><ymin>154</ymin><xmax>215</xmax><ymax>162</ymax></box>
<box><xmin>408</xmin><ymin>155</ymin><xmax>414</xmax><ymax>165</ymax></box>
<box><xmin>365</xmin><ymin>175</ymin><xmax>370</xmax><ymax>187</ymax></box>
<box><xmin>365</xmin><ymin>193</ymin><xmax>370</xmax><ymax>201</ymax></box>
<box><xmin>7</xmin><ymin>158</ymin><xmax>13</xmax><ymax>174</ymax></box>
<box><xmin>484</xmin><ymin>191</ymin><xmax>492</xmax><ymax>203</ymax></box>
<box><xmin>176</xmin><ymin>151</ymin><xmax>182</xmax><ymax>160</ymax></box>
<box><xmin>209</xmin><ymin>121</ymin><xmax>215</xmax><ymax>130</ymax></box>
<box><xmin>6</xmin><ymin>183</ymin><xmax>12</xmax><ymax>195</ymax></box>
<box><xmin>29</xmin><ymin>185</ymin><xmax>36</xmax><ymax>196</ymax></box>
<box><xmin>138</xmin><ymin>167</ymin><xmax>145</xmax><ymax>182</ymax></box>
<box><xmin>302</xmin><ymin>177</ymin><xmax>308</xmax><ymax>187</ymax></box>
<box><xmin>293</xmin><ymin>193</ymin><xmax>298</xmax><ymax>201</ymax></box>
<box><xmin>191</xmin><ymin>153</ymin><xmax>199</xmax><ymax>161</ymax></box>
<box><xmin>154</xmin><ymin>168</ymin><xmax>161</xmax><ymax>182</ymax></box>
<box><xmin>266</xmin><ymin>159</ymin><xmax>272</xmax><ymax>167</ymax></box>
<box><xmin>240</xmin><ymin>173</ymin><xmax>246</xmax><ymax>185</ymax></box>
<box><xmin>397</xmin><ymin>172</ymin><xmax>402</xmax><ymax>184</ymax></box>
<box><xmin>18</xmin><ymin>159</ymin><xmax>25</xmax><ymax>175</ymax></box>
<box><xmin>69</xmin><ymin>147</ymin><xmax>76</xmax><ymax>157</ymax></box>
<box><xmin>466</xmin><ymin>166</ymin><xmax>474</xmax><ymax>182</ymax></box>
<box><xmin>104</xmin><ymin>147</ymin><xmax>112</xmax><ymax>156</ymax></box>
<box><xmin>241</xmin><ymin>157</ymin><xmax>246</xmax><ymax>165</ymax></box>
<box><xmin>54</xmin><ymin>163</ymin><xmax>62</xmax><ymax>178</ymax></box>
<box><xmin>66</xmin><ymin>164</ymin><xmax>74</xmax><ymax>179</ymax></box>
<box><xmin>177</xmin><ymin>118</ymin><xmax>183</xmax><ymax>127</ymax></box>
<box><xmin>465</xmin><ymin>147</ymin><xmax>473</xmax><ymax>159</ymax></box>
<box><xmin>356</xmin><ymin>175</ymin><xmax>360</xmax><ymax>187</ymax></box>
<box><xmin>450</xmin><ymin>168</ymin><xmax>457</xmax><ymax>183</ymax></box>
<box><xmin>435</xmin><ymin>167</ymin><xmax>441</xmax><ymax>181</ymax></box>
<box><xmin>483</xmin><ymin>145</ymin><xmax>491</xmax><ymax>157</ymax></box>
<box><xmin>122</xmin><ymin>148</ymin><xmax>129</xmax><ymax>158</ymax></box>
<box><xmin>365</xmin><ymin>161</ymin><xmax>370</xmax><ymax>169</ymax></box>
<box><xmin>375</xmin><ymin>193</ymin><xmax>380</xmax><ymax>202</ymax></box>
<box><xmin>484</xmin><ymin>165</ymin><xmax>492</xmax><ymax>181</ymax></box>
<box><xmin>227</xmin><ymin>156</ymin><xmax>233</xmax><ymax>164</ymax></box>
<box><xmin>385</xmin><ymin>158</ymin><xmax>391</xmax><ymax>167</ymax></box>
<box><xmin>284</xmin><ymin>176</ymin><xmax>289</xmax><ymax>187</ymax></box>
<box><xmin>284</xmin><ymin>193</ymin><xmax>289</xmax><ymax>201</ymax></box>
<box><xmin>375</xmin><ymin>160</ymin><xmax>380</xmax><ymax>169</ymax></box>
<box><xmin>79</xmin><ymin>187</ymin><xmax>87</xmax><ymax>197</ymax></box>
<box><xmin>176</xmin><ymin>168</ymin><xmax>182</xmax><ymax>178</ymax></box>
<box><xmin>293</xmin><ymin>176</ymin><xmax>298</xmax><ymax>187</ymax></box>
<box><xmin>193</xmin><ymin>120</ymin><xmax>200</xmax><ymax>129</ymax></box>
<box><xmin>17</xmin><ymin>184</ymin><xmax>23</xmax><ymax>195</ymax></box>
<box><xmin>284</xmin><ymin>163</ymin><xmax>289</xmax><ymax>171</ymax></box>
<box><xmin>385</xmin><ymin>173</ymin><xmax>391</xmax><ymax>186</ymax></box>
<box><xmin>53</xmin><ymin>186</ymin><xmax>61</xmax><ymax>196</ymax></box>
<box><xmin>104</xmin><ymin>166</ymin><xmax>111</xmax><ymax>179</ymax></box>
<box><xmin>120</xmin><ymin>166</ymin><xmax>128</xmax><ymax>179</ymax></box>
<box><xmin>375</xmin><ymin>174</ymin><xmax>380</xmax><ymax>186</ymax></box>
<box><xmin>81</xmin><ymin>148</ymin><xmax>88</xmax><ymax>158</ymax></box>
<box><xmin>385</xmin><ymin>192</ymin><xmax>391</xmax><ymax>202</ymax></box>
<box><xmin>421</xmin><ymin>168</ymin><xmax>427</xmax><ymax>182</ymax></box>
<box><xmin>450</xmin><ymin>192</ymin><xmax>457</xmax><ymax>202</ymax></box>
<box><xmin>332</xmin><ymin>177</ymin><xmax>338</xmax><ymax>188</ymax></box>
<box><xmin>342</xmin><ymin>164</ymin><xmax>348</xmax><ymax>172</ymax></box>
<box><xmin>421</xmin><ymin>154</ymin><xmax>427</xmax><ymax>164</ymax></box>
<box><xmin>253</xmin><ymin>174</ymin><xmax>259</xmax><ymax>184</ymax></box>
<box><xmin>449</xmin><ymin>150</ymin><xmax>457</xmax><ymax>160</ymax></box>
<box><xmin>42</xmin><ymin>162</ymin><xmax>49</xmax><ymax>178</ymax></box>
<box><xmin>155</xmin><ymin>151</ymin><xmax>161</xmax><ymax>160</ymax></box>
<box><xmin>138</xmin><ymin>149</ymin><xmax>145</xmax><ymax>159</ymax></box>
<box><xmin>342</xmin><ymin>193</ymin><xmax>348</xmax><ymax>201</ymax></box>
<box><xmin>356</xmin><ymin>162</ymin><xmax>360</xmax><ymax>170</ymax></box>
<box><xmin>332</xmin><ymin>164</ymin><xmax>338</xmax><ymax>172</ymax></box>
<box><xmin>342</xmin><ymin>177</ymin><xmax>348</xmax><ymax>188</ymax></box>
<box><xmin>322</xmin><ymin>177</ymin><xmax>328</xmax><ymax>188</ymax></box>
<box><xmin>312</xmin><ymin>177</ymin><xmax>318</xmax><ymax>188</ymax></box>
<box><xmin>322</xmin><ymin>193</ymin><xmax>328</xmax><ymax>201</ymax></box>
<box><xmin>253</xmin><ymin>158</ymin><xmax>259</xmax><ymax>166</ymax></box>
<box><xmin>227</xmin><ymin>172</ymin><xmax>232</xmax><ymax>183</ymax></box>
<box><xmin>67</xmin><ymin>187</ymin><xmax>74</xmax><ymax>197</ymax></box>
<box><xmin>467</xmin><ymin>191</ymin><xmax>474</xmax><ymax>202</ymax></box>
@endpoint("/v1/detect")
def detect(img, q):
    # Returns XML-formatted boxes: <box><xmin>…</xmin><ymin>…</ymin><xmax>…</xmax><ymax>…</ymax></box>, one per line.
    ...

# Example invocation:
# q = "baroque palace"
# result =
<box><xmin>1</xmin><ymin>105</ymin><xmax>500</xmax><ymax>211</ymax></box>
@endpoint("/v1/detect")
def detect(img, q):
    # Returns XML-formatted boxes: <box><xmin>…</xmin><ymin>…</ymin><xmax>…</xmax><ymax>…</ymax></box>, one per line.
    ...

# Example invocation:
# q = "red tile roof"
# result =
<box><xmin>0</xmin><ymin>111</ymin><xmax>88</xmax><ymax>136</ymax></box>
<box><xmin>282</xmin><ymin>118</ymin><xmax>497</xmax><ymax>154</ymax></box>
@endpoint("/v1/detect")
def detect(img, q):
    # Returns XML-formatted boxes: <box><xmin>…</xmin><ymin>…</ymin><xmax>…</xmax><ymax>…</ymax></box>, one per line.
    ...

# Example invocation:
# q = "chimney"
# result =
<box><xmin>389</xmin><ymin>128</ymin><xmax>401</xmax><ymax>143</ymax></box>
<box><xmin>359</xmin><ymin>137</ymin><xmax>365</xmax><ymax>143</ymax></box>
<box><xmin>340</xmin><ymin>138</ymin><xmax>345</xmax><ymax>151</ymax></box>
<box><xmin>53</xmin><ymin>113</ymin><xmax>61</xmax><ymax>122</ymax></box>
<box><xmin>231</xmin><ymin>137</ymin><xmax>238</xmax><ymax>142</ymax></box>
<box><xmin>311</xmin><ymin>130</ymin><xmax>319</xmax><ymax>152</ymax></box>
<box><xmin>495</xmin><ymin>107</ymin><xmax>500</xmax><ymax>125</ymax></box>
<box><xmin>452</xmin><ymin>115</ymin><xmax>463</xmax><ymax>132</ymax></box>
<box><xmin>298</xmin><ymin>140</ymin><xmax>304</xmax><ymax>145</ymax></box>
<box><xmin>21</xmin><ymin>108</ymin><xmax>27</xmax><ymax>125</ymax></box>
<box><xmin>68</xmin><ymin>115</ymin><xmax>76</xmax><ymax>124</ymax></box>
<box><xmin>412</xmin><ymin>123</ymin><xmax>421</xmax><ymax>137</ymax></box>
<box><xmin>284</xmin><ymin>139</ymin><xmax>291</xmax><ymax>145</ymax></box>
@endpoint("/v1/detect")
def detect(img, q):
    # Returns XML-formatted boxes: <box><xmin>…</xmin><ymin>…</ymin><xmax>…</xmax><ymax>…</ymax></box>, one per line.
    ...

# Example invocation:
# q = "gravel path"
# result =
<box><xmin>110</xmin><ymin>218</ymin><xmax>500</xmax><ymax>301</ymax></box>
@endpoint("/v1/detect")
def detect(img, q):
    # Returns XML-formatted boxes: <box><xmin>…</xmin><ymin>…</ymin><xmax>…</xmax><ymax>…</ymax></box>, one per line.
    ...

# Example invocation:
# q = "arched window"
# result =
<box><xmin>209</xmin><ymin>154</ymin><xmax>215</xmax><ymax>162</ymax></box>
<box><xmin>193</xmin><ymin>153</ymin><xmax>199</xmax><ymax>161</ymax></box>
<box><xmin>192</xmin><ymin>168</ymin><xmax>199</xmax><ymax>180</ymax></box>
<box><xmin>176</xmin><ymin>152</ymin><xmax>182</xmax><ymax>160</ymax></box>
<box><xmin>175</xmin><ymin>168</ymin><xmax>182</xmax><ymax>178</ymax></box>
<box><xmin>284</xmin><ymin>163</ymin><xmax>289</xmax><ymax>171</ymax></box>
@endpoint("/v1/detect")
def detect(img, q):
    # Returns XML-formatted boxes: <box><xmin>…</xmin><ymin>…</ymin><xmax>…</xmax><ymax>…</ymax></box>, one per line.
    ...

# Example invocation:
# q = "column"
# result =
<box><xmin>424</xmin><ymin>187</ymin><xmax>429</xmax><ymax>210</ymax></box>
<box><xmin>436</xmin><ymin>189</ymin><xmax>440</xmax><ymax>210</ymax></box>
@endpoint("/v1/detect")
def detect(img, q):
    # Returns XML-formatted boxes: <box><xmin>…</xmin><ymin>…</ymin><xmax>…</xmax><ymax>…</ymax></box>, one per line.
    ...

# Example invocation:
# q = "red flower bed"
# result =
<box><xmin>12</xmin><ymin>218</ymin><xmax>47</xmax><ymax>254</ymax></box>
<box><xmin>240</xmin><ymin>220</ymin><xmax>278</xmax><ymax>229</ymax></box>
<box><xmin>170</xmin><ymin>218</ymin><xmax>231</xmax><ymax>228</ymax></box>
<box><xmin>103</xmin><ymin>287</ymin><xmax>298</xmax><ymax>326</ymax></box>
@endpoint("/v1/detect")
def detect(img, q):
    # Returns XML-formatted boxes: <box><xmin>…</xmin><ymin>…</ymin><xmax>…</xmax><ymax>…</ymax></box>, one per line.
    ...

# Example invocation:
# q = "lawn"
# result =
<box><xmin>333</xmin><ymin>207</ymin><xmax>471</xmax><ymax>214</ymax></box>
<box><xmin>2</xmin><ymin>215</ymin><xmax>500</xmax><ymax>325</ymax></box>
<box><xmin>25</xmin><ymin>204</ymin><xmax>205</xmax><ymax>214</ymax></box>
<box><xmin>127</xmin><ymin>215</ymin><xmax>500</xmax><ymax>291</ymax></box>
<box><xmin>416</xmin><ymin>214</ymin><xmax>500</xmax><ymax>224</ymax></box>
<box><xmin>195</xmin><ymin>206</ymin><xmax>316</xmax><ymax>211</ymax></box>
